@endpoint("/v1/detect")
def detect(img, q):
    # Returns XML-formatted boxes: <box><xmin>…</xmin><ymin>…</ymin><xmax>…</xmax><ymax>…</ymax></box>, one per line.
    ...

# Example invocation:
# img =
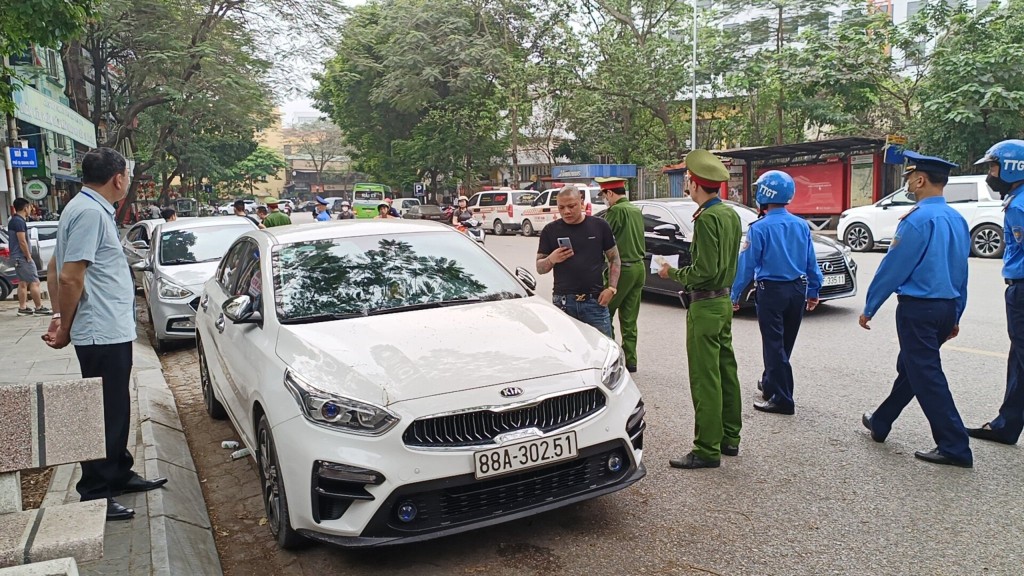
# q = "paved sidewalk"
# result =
<box><xmin>0</xmin><ymin>293</ymin><xmax>221</xmax><ymax>575</ymax></box>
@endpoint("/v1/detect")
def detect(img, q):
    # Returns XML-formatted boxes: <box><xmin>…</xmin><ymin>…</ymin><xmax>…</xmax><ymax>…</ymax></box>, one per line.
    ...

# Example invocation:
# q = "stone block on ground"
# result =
<box><xmin>0</xmin><ymin>557</ymin><xmax>79</xmax><ymax>576</ymax></box>
<box><xmin>23</xmin><ymin>500</ymin><xmax>106</xmax><ymax>566</ymax></box>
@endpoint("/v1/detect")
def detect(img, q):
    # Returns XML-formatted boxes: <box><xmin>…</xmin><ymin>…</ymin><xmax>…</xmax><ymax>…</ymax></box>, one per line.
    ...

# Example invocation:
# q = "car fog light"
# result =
<box><xmin>396</xmin><ymin>501</ymin><xmax>418</xmax><ymax>523</ymax></box>
<box><xmin>607</xmin><ymin>452</ymin><xmax>624</xmax><ymax>473</ymax></box>
<box><xmin>321</xmin><ymin>402</ymin><xmax>341</xmax><ymax>421</ymax></box>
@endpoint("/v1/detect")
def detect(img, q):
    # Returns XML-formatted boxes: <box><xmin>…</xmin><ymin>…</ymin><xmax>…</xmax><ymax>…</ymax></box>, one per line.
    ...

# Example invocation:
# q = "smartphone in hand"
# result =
<box><xmin>557</xmin><ymin>237</ymin><xmax>573</xmax><ymax>251</ymax></box>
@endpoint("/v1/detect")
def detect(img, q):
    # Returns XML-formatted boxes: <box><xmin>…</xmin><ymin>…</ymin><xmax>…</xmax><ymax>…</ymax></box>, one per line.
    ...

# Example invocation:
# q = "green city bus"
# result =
<box><xmin>352</xmin><ymin>183</ymin><xmax>392</xmax><ymax>218</ymax></box>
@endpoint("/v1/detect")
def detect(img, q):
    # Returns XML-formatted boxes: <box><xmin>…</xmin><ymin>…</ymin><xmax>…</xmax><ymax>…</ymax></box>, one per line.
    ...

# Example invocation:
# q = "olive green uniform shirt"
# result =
<box><xmin>604</xmin><ymin>198</ymin><xmax>645</xmax><ymax>263</ymax></box>
<box><xmin>669</xmin><ymin>200</ymin><xmax>741</xmax><ymax>290</ymax></box>
<box><xmin>263</xmin><ymin>210</ymin><xmax>292</xmax><ymax>228</ymax></box>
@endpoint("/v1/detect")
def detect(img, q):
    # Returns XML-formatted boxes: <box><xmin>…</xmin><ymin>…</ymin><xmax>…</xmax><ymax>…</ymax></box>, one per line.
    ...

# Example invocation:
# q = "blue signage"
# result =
<box><xmin>551</xmin><ymin>164</ymin><xmax>637</xmax><ymax>180</ymax></box>
<box><xmin>883</xmin><ymin>144</ymin><xmax>905</xmax><ymax>165</ymax></box>
<box><xmin>9</xmin><ymin>147</ymin><xmax>38</xmax><ymax>169</ymax></box>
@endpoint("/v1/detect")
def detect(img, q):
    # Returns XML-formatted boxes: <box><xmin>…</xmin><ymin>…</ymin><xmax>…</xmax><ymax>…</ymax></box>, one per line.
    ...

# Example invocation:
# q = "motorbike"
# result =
<box><xmin>456</xmin><ymin>217</ymin><xmax>486</xmax><ymax>244</ymax></box>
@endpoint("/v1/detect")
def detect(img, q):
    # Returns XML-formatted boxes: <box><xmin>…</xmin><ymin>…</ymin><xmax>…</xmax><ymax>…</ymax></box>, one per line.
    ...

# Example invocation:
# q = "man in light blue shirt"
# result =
<box><xmin>44</xmin><ymin>147</ymin><xmax>167</xmax><ymax>520</ymax></box>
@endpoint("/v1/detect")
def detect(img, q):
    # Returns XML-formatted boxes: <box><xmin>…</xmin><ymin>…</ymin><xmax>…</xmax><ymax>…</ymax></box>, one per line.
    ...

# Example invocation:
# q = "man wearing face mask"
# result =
<box><xmin>43</xmin><ymin>147</ymin><xmax>167</xmax><ymax>520</ymax></box>
<box><xmin>859</xmin><ymin>151</ymin><xmax>973</xmax><ymax>468</ymax></box>
<box><xmin>966</xmin><ymin>139</ymin><xmax>1024</xmax><ymax>446</ymax></box>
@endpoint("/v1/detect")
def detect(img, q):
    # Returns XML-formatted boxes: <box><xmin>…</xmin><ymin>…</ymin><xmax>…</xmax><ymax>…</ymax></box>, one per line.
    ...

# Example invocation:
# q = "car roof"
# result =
<box><xmin>261</xmin><ymin>219</ymin><xmax>452</xmax><ymax>245</ymax></box>
<box><xmin>158</xmin><ymin>216</ymin><xmax>254</xmax><ymax>233</ymax></box>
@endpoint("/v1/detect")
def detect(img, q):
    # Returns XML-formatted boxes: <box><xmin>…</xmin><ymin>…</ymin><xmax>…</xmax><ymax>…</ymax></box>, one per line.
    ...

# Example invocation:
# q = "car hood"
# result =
<box><xmin>158</xmin><ymin>261</ymin><xmax>220</xmax><ymax>290</ymax></box>
<box><xmin>810</xmin><ymin>233</ymin><xmax>846</xmax><ymax>258</ymax></box>
<box><xmin>275</xmin><ymin>297</ymin><xmax>613</xmax><ymax>406</ymax></box>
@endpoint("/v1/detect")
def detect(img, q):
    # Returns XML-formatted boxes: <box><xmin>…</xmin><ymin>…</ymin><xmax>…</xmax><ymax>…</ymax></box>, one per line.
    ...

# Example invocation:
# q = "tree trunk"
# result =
<box><xmin>776</xmin><ymin>5</ymin><xmax>784</xmax><ymax>146</ymax></box>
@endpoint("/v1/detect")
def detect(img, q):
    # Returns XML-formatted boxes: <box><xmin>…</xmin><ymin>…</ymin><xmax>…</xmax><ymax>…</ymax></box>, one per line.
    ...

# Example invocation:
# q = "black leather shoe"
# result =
<box><xmin>120</xmin><ymin>475</ymin><xmax>168</xmax><ymax>494</ymax></box>
<box><xmin>754</xmin><ymin>400</ymin><xmax>795</xmax><ymax>415</ymax></box>
<box><xmin>669</xmin><ymin>452</ymin><xmax>720</xmax><ymax>469</ymax></box>
<box><xmin>626</xmin><ymin>364</ymin><xmax>637</xmax><ymax>374</ymax></box>
<box><xmin>862</xmin><ymin>411</ymin><xmax>884</xmax><ymax>443</ymax></box>
<box><xmin>914</xmin><ymin>448</ymin><xmax>973</xmax><ymax>469</ymax></box>
<box><xmin>721</xmin><ymin>444</ymin><xmax>739</xmax><ymax>457</ymax></box>
<box><xmin>966</xmin><ymin>424</ymin><xmax>1016</xmax><ymax>445</ymax></box>
<box><xmin>106</xmin><ymin>498</ymin><xmax>135</xmax><ymax>521</ymax></box>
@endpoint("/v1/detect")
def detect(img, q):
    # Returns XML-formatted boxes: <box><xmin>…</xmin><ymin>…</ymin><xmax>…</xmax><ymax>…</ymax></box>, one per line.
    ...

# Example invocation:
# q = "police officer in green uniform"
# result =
<box><xmin>596</xmin><ymin>177</ymin><xmax>645</xmax><ymax>373</ymax></box>
<box><xmin>658</xmin><ymin>150</ymin><xmax>742</xmax><ymax>469</ymax></box>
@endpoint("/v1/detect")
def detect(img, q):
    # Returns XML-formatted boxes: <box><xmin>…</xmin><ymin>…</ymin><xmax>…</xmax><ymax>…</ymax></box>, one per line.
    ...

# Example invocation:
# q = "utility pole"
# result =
<box><xmin>691</xmin><ymin>0</ymin><xmax>698</xmax><ymax>152</ymax></box>
<box><xmin>776</xmin><ymin>4</ymin><xmax>784</xmax><ymax>146</ymax></box>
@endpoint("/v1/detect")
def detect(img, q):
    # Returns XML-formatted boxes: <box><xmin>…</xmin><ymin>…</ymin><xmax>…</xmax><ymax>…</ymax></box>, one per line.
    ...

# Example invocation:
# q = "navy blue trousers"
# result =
<box><xmin>756</xmin><ymin>279</ymin><xmax>806</xmax><ymax>408</ymax></box>
<box><xmin>989</xmin><ymin>284</ymin><xmax>1024</xmax><ymax>443</ymax></box>
<box><xmin>871</xmin><ymin>297</ymin><xmax>972</xmax><ymax>463</ymax></box>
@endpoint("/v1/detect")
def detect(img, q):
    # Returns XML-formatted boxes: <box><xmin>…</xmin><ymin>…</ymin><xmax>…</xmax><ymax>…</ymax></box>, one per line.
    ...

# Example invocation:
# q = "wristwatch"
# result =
<box><xmin>605</xmin><ymin>287</ymin><xmax>617</xmax><ymax>295</ymax></box>
<box><xmin>52</xmin><ymin>313</ymin><xmax>62</xmax><ymax>319</ymax></box>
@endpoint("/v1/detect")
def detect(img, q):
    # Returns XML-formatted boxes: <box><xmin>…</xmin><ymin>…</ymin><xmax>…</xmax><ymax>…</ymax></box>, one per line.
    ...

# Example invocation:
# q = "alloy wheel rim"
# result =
<box><xmin>259</xmin><ymin>428</ymin><xmax>282</xmax><ymax>536</ymax></box>
<box><xmin>976</xmin><ymin>229</ymin><xmax>1001</xmax><ymax>255</ymax></box>
<box><xmin>847</xmin><ymin>227</ymin><xmax>868</xmax><ymax>250</ymax></box>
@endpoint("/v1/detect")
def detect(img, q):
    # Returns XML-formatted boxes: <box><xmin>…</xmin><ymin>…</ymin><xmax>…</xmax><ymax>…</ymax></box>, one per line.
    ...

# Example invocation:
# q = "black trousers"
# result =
<box><xmin>75</xmin><ymin>341</ymin><xmax>135</xmax><ymax>500</ymax></box>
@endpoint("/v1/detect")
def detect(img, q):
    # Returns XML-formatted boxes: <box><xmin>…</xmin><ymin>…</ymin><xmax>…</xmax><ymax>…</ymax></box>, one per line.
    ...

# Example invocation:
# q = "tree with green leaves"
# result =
<box><xmin>283</xmin><ymin>119</ymin><xmax>348</xmax><ymax>191</ymax></box>
<box><xmin>227</xmin><ymin>146</ymin><xmax>287</xmax><ymax>197</ymax></box>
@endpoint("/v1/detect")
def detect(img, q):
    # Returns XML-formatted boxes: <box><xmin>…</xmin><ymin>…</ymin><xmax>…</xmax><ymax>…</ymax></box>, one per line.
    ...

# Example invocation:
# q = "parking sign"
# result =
<box><xmin>413</xmin><ymin>183</ymin><xmax>425</xmax><ymax>197</ymax></box>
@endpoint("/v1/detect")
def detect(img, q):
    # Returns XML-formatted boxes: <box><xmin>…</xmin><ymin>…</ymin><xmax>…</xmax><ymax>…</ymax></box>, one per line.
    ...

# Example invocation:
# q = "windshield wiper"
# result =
<box><xmin>367</xmin><ymin>298</ymin><xmax>482</xmax><ymax>316</ymax></box>
<box><xmin>162</xmin><ymin>258</ymin><xmax>198</xmax><ymax>265</ymax></box>
<box><xmin>280</xmin><ymin>311</ymin><xmax>368</xmax><ymax>325</ymax></box>
<box><xmin>480</xmin><ymin>292</ymin><xmax>524</xmax><ymax>301</ymax></box>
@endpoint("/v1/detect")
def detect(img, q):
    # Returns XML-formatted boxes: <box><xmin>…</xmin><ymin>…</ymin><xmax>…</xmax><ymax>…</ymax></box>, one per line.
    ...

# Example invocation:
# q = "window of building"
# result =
<box><xmin>283</xmin><ymin>144</ymin><xmax>292</xmax><ymax>155</ymax></box>
<box><xmin>976</xmin><ymin>0</ymin><xmax>994</xmax><ymax>10</ymax></box>
<box><xmin>803</xmin><ymin>11</ymin><xmax>831</xmax><ymax>33</ymax></box>
<box><xmin>45</xmin><ymin>50</ymin><xmax>60</xmax><ymax>79</ymax></box>
<box><xmin>906</xmin><ymin>0</ymin><xmax>923</xmax><ymax>19</ymax></box>
<box><xmin>904</xmin><ymin>40</ymin><xmax>928</xmax><ymax>66</ymax></box>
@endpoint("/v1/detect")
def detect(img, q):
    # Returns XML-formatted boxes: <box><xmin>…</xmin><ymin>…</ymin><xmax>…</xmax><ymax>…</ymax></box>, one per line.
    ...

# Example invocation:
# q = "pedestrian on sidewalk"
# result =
<box><xmin>860</xmin><ymin>151</ymin><xmax>973</xmax><ymax>468</ymax></box>
<box><xmin>966</xmin><ymin>139</ymin><xmax>1024</xmax><ymax>446</ymax></box>
<box><xmin>536</xmin><ymin>185</ymin><xmax>621</xmax><ymax>337</ymax></box>
<box><xmin>43</xmin><ymin>147</ymin><xmax>168</xmax><ymax>521</ymax></box>
<box><xmin>233</xmin><ymin>199</ymin><xmax>263</xmax><ymax>228</ymax></box>
<box><xmin>262</xmin><ymin>197</ymin><xmax>291</xmax><ymax>228</ymax></box>
<box><xmin>595</xmin><ymin>177</ymin><xmax>644</xmax><ymax>373</ymax></box>
<box><xmin>731</xmin><ymin>170</ymin><xmax>823</xmax><ymax>416</ymax></box>
<box><xmin>7</xmin><ymin>198</ymin><xmax>51</xmax><ymax>316</ymax></box>
<box><xmin>658</xmin><ymin>150</ymin><xmax>742</xmax><ymax>470</ymax></box>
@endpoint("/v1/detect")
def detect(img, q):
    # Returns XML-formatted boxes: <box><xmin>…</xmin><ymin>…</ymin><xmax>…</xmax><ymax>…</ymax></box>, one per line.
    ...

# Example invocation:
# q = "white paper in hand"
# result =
<box><xmin>651</xmin><ymin>254</ymin><xmax>679</xmax><ymax>273</ymax></box>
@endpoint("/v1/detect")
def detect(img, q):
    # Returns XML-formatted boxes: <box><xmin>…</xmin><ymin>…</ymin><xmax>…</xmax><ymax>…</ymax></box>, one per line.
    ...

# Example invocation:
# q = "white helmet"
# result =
<box><xmin>458</xmin><ymin>196</ymin><xmax>469</xmax><ymax>203</ymax></box>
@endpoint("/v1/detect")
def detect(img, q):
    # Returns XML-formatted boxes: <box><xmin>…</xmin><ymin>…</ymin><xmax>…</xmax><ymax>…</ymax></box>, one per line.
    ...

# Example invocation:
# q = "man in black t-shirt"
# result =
<box><xmin>536</xmin><ymin>185</ymin><xmax>621</xmax><ymax>336</ymax></box>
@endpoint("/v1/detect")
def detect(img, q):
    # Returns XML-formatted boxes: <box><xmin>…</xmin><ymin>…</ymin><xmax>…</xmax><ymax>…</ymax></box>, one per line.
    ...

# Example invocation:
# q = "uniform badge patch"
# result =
<box><xmin>740</xmin><ymin>239</ymin><xmax>750</xmax><ymax>252</ymax></box>
<box><xmin>889</xmin><ymin>235</ymin><xmax>901</xmax><ymax>250</ymax></box>
<box><xmin>1013</xmin><ymin>226</ymin><xmax>1024</xmax><ymax>244</ymax></box>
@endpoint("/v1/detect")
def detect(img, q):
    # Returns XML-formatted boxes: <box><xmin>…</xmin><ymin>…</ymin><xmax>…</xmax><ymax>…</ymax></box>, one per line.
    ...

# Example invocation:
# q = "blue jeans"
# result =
<box><xmin>553</xmin><ymin>295</ymin><xmax>612</xmax><ymax>337</ymax></box>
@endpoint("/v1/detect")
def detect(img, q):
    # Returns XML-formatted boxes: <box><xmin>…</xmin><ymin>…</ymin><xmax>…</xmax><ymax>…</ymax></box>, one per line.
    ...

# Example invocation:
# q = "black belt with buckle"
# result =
<box><xmin>687</xmin><ymin>287</ymin><xmax>730</xmax><ymax>303</ymax></box>
<box><xmin>622</xmin><ymin>260</ymin><xmax>642</xmax><ymax>268</ymax></box>
<box><xmin>1007</xmin><ymin>279</ymin><xmax>1024</xmax><ymax>286</ymax></box>
<box><xmin>558</xmin><ymin>293</ymin><xmax>602</xmax><ymax>302</ymax></box>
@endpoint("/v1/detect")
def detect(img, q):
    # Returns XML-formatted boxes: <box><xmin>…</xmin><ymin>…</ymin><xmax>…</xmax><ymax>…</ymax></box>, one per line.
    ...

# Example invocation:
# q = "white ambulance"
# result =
<box><xmin>518</xmin><ymin>186</ymin><xmax>606</xmax><ymax>236</ymax></box>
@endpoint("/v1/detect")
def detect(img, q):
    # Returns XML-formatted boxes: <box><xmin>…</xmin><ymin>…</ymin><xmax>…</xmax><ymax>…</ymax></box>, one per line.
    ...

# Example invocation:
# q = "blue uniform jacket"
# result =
<box><xmin>731</xmin><ymin>208</ymin><xmax>824</xmax><ymax>302</ymax></box>
<box><xmin>1002</xmin><ymin>185</ymin><xmax>1024</xmax><ymax>279</ymax></box>
<box><xmin>863</xmin><ymin>196</ymin><xmax>969</xmax><ymax>321</ymax></box>
<box><xmin>316</xmin><ymin>211</ymin><xmax>331</xmax><ymax>221</ymax></box>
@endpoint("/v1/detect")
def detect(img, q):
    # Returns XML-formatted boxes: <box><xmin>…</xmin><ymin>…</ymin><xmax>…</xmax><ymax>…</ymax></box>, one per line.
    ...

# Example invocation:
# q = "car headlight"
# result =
<box><xmin>157</xmin><ymin>278</ymin><xmax>194</xmax><ymax>299</ymax></box>
<box><xmin>601</xmin><ymin>344</ymin><xmax>627</xmax><ymax>390</ymax></box>
<box><xmin>841</xmin><ymin>244</ymin><xmax>852</xmax><ymax>257</ymax></box>
<box><xmin>839</xmin><ymin>211</ymin><xmax>849</xmax><ymax>219</ymax></box>
<box><xmin>283</xmin><ymin>370</ymin><xmax>399</xmax><ymax>435</ymax></box>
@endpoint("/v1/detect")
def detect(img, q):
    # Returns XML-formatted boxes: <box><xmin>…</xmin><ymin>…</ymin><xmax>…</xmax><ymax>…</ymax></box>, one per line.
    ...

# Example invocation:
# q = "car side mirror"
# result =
<box><xmin>653</xmin><ymin>223</ymin><xmax>679</xmax><ymax>237</ymax></box>
<box><xmin>132</xmin><ymin>261</ymin><xmax>153</xmax><ymax>272</ymax></box>
<box><xmin>515</xmin><ymin>266</ymin><xmax>537</xmax><ymax>291</ymax></box>
<box><xmin>223</xmin><ymin>294</ymin><xmax>262</xmax><ymax>324</ymax></box>
<box><xmin>131</xmin><ymin>240</ymin><xmax>149</xmax><ymax>250</ymax></box>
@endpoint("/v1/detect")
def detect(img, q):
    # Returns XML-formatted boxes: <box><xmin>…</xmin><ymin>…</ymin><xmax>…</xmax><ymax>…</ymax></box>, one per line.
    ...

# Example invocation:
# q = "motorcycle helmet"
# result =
<box><xmin>458</xmin><ymin>196</ymin><xmax>469</xmax><ymax>203</ymax></box>
<box><xmin>754</xmin><ymin>170</ymin><xmax>796</xmax><ymax>206</ymax></box>
<box><xmin>976</xmin><ymin>139</ymin><xmax>1024</xmax><ymax>184</ymax></box>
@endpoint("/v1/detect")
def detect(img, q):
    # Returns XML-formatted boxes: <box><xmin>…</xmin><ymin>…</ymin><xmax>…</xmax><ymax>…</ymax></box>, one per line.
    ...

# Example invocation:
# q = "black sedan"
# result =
<box><xmin>597</xmin><ymin>198</ymin><xmax>858</xmax><ymax>306</ymax></box>
<box><xmin>404</xmin><ymin>204</ymin><xmax>448</xmax><ymax>222</ymax></box>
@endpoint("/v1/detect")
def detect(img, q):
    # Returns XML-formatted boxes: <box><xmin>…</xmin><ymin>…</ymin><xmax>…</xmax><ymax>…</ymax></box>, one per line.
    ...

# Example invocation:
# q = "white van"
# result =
<box><xmin>518</xmin><ymin>186</ymin><xmax>606</xmax><ymax>236</ymax></box>
<box><xmin>467</xmin><ymin>189</ymin><xmax>541</xmax><ymax>235</ymax></box>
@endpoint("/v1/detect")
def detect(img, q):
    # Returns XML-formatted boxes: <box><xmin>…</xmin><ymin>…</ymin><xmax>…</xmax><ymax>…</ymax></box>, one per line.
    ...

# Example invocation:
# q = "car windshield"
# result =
<box><xmin>418</xmin><ymin>205</ymin><xmax>443</xmax><ymax>214</ymax></box>
<box><xmin>588</xmin><ymin>189</ymin><xmax>606</xmax><ymax>205</ymax></box>
<box><xmin>159</xmin><ymin>224</ymin><xmax>253</xmax><ymax>265</ymax></box>
<box><xmin>273</xmin><ymin>232</ymin><xmax>529</xmax><ymax>321</ymax></box>
<box><xmin>512</xmin><ymin>192</ymin><xmax>539</xmax><ymax>206</ymax></box>
<box><xmin>667</xmin><ymin>202</ymin><xmax>759</xmax><ymax>232</ymax></box>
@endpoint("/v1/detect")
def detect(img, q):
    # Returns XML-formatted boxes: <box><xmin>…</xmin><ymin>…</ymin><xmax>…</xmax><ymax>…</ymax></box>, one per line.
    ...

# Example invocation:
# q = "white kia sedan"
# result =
<box><xmin>196</xmin><ymin>220</ymin><xmax>646</xmax><ymax>548</ymax></box>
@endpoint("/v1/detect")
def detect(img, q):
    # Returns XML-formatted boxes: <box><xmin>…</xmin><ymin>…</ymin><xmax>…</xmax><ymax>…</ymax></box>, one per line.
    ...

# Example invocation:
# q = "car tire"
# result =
<box><xmin>971</xmin><ymin>224</ymin><xmax>1004</xmax><ymax>259</ymax></box>
<box><xmin>492</xmin><ymin>219</ymin><xmax>505</xmax><ymax>236</ymax></box>
<box><xmin>0</xmin><ymin>279</ymin><xmax>10</xmax><ymax>301</ymax></box>
<box><xmin>844</xmin><ymin>224</ymin><xmax>874</xmax><ymax>252</ymax></box>
<box><xmin>257</xmin><ymin>414</ymin><xmax>306</xmax><ymax>550</ymax></box>
<box><xmin>521</xmin><ymin>220</ymin><xmax>535</xmax><ymax>236</ymax></box>
<box><xmin>198</xmin><ymin>337</ymin><xmax>227</xmax><ymax>420</ymax></box>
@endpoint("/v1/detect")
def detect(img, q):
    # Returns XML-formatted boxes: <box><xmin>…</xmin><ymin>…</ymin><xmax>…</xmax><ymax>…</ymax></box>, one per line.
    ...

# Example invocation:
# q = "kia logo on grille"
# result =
<box><xmin>821</xmin><ymin>261</ymin><xmax>835</xmax><ymax>273</ymax></box>
<box><xmin>500</xmin><ymin>387</ymin><xmax>524</xmax><ymax>398</ymax></box>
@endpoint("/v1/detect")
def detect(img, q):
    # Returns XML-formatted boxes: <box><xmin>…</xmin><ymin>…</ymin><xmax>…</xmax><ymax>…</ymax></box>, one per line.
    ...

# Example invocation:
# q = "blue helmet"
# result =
<box><xmin>754</xmin><ymin>170</ymin><xmax>795</xmax><ymax>206</ymax></box>
<box><xmin>975</xmin><ymin>139</ymin><xmax>1024</xmax><ymax>184</ymax></box>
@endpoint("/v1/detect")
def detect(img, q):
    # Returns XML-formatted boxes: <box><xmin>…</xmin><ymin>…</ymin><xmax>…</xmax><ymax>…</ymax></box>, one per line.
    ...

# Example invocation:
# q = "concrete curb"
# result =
<box><xmin>131</xmin><ymin>341</ymin><xmax>222</xmax><ymax>576</ymax></box>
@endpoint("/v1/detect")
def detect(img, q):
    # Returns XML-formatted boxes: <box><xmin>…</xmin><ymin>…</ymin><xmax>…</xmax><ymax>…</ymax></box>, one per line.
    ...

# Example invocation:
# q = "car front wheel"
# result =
<box><xmin>844</xmin><ymin>224</ymin><xmax>874</xmax><ymax>252</ymax></box>
<box><xmin>257</xmin><ymin>415</ymin><xmax>305</xmax><ymax>549</ymax></box>
<box><xmin>971</xmin><ymin>224</ymin><xmax>1004</xmax><ymax>259</ymax></box>
<box><xmin>521</xmin><ymin>219</ymin><xmax>535</xmax><ymax>236</ymax></box>
<box><xmin>492</xmin><ymin>219</ymin><xmax>505</xmax><ymax>236</ymax></box>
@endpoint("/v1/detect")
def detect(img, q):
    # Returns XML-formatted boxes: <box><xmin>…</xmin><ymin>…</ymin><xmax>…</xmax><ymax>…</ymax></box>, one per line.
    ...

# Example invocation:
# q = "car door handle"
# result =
<box><xmin>201</xmin><ymin>295</ymin><xmax>209</xmax><ymax>311</ymax></box>
<box><xmin>215</xmin><ymin>314</ymin><xmax>226</xmax><ymax>333</ymax></box>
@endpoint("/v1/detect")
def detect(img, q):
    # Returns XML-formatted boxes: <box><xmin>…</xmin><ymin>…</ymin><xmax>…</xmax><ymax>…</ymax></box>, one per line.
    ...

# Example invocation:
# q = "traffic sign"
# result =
<box><xmin>413</xmin><ymin>183</ymin><xmax>425</xmax><ymax>197</ymax></box>
<box><xmin>885</xmin><ymin>135</ymin><xmax>907</xmax><ymax>146</ymax></box>
<box><xmin>24</xmin><ymin>179</ymin><xmax>48</xmax><ymax>201</ymax></box>
<box><xmin>8</xmin><ymin>147</ymin><xmax>37</xmax><ymax>169</ymax></box>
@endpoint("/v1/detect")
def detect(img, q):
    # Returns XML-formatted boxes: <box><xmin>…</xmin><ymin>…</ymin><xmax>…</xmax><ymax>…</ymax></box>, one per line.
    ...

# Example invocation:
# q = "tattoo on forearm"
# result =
<box><xmin>536</xmin><ymin>254</ymin><xmax>553</xmax><ymax>275</ymax></box>
<box><xmin>606</xmin><ymin>247</ymin><xmax>621</xmax><ymax>288</ymax></box>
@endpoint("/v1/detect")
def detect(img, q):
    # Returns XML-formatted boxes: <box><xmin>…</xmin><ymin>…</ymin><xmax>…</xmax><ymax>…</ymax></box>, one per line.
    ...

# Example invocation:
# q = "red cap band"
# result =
<box><xmin>689</xmin><ymin>172</ymin><xmax>724</xmax><ymax>188</ymax></box>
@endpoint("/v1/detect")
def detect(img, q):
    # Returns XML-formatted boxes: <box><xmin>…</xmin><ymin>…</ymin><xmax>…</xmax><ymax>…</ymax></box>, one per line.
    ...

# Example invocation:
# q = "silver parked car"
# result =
<box><xmin>134</xmin><ymin>217</ymin><xmax>257</xmax><ymax>351</ymax></box>
<box><xmin>121</xmin><ymin>218</ymin><xmax>168</xmax><ymax>291</ymax></box>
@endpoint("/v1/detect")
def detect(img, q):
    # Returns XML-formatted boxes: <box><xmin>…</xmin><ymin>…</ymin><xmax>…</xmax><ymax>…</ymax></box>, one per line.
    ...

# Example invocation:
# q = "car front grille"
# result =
<box><xmin>403</xmin><ymin>388</ymin><xmax>607</xmax><ymax>448</ymax></box>
<box><xmin>818</xmin><ymin>253</ymin><xmax>854</xmax><ymax>297</ymax></box>
<box><xmin>360</xmin><ymin>440</ymin><xmax>634</xmax><ymax>537</ymax></box>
